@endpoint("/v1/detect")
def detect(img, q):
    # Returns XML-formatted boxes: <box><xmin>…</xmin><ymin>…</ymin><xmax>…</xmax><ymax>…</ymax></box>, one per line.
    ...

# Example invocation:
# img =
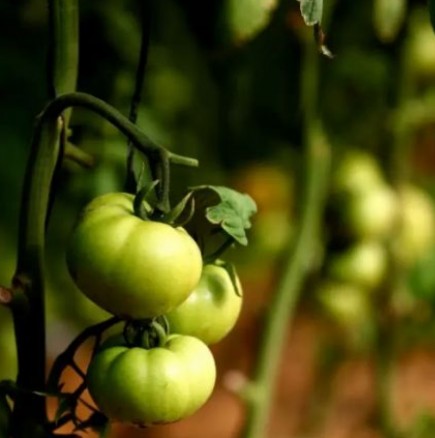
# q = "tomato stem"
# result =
<box><xmin>34</xmin><ymin>92</ymin><xmax>197</xmax><ymax>212</ymax></box>
<box><xmin>240</xmin><ymin>31</ymin><xmax>331</xmax><ymax>438</ymax></box>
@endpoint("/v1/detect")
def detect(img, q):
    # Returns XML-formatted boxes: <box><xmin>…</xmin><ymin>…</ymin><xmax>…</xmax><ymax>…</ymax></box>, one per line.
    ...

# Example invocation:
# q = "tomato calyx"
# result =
<box><xmin>123</xmin><ymin>319</ymin><xmax>168</xmax><ymax>349</ymax></box>
<box><xmin>133</xmin><ymin>181</ymin><xmax>160</xmax><ymax>221</ymax></box>
<box><xmin>215</xmin><ymin>259</ymin><xmax>243</xmax><ymax>297</ymax></box>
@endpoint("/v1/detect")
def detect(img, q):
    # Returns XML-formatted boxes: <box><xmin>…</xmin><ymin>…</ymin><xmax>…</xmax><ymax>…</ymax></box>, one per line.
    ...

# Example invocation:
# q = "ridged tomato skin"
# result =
<box><xmin>86</xmin><ymin>334</ymin><xmax>216</xmax><ymax>426</ymax></box>
<box><xmin>166</xmin><ymin>263</ymin><xmax>242</xmax><ymax>345</ymax></box>
<box><xmin>66</xmin><ymin>192</ymin><xmax>203</xmax><ymax>319</ymax></box>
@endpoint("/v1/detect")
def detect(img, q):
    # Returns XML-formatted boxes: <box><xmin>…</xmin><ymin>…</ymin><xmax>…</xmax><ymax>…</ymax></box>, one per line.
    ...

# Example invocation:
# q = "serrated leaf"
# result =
<box><xmin>225</xmin><ymin>0</ymin><xmax>279</xmax><ymax>43</ymax></box>
<box><xmin>297</xmin><ymin>0</ymin><xmax>323</xmax><ymax>26</ymax></box>
<box><xmin>164</xmin><ymin>192</ymin><xmax>195</xmax><ymax>227</ymax></box>
<box><xmin>430</xmin><ymin>0</ymin><xmax>435</xmax><ymax>34</ymax></box>
<box><xmin>193</xmin><ymin>186</ymin><xmax>257</xmax><ymax>246</ymax></box>
<box><xmin>184</xmin><ymin>186</ymin><xmax>257</xmax><ymax>260</ymax></box>
<box><xmin>373</xmin><ymin>0</ymin><xmax>406</xmax><ymax>43</ymax></box>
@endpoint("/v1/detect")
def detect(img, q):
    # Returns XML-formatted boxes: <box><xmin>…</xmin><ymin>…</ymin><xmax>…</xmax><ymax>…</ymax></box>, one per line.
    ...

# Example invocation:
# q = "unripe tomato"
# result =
<box><xmin>316</xmin><ymin>281</ymin><xmax>372</xmax><ymax>328</ymax></box>
<box><xmin>316</xmin><ymin>281</ymin><xmax>374</xmax><ymax>349</ymax></box>
<box><xmin>86</xmin><ymin>334</ymin><xmax>216</xmax><ymax>426</ymax></box>
<box><xmin>166</xmin><ymin>263</ymin><xmax>242</xmax><ymax>345</ymax></box>
<box><xmin>341</xmin><ymin>183</ymin><xmax>398</xmax><ymax>239</ymax></box>
<box><xmin>332</xmin><ymin>150</ymin><xmax>384</xmax><ymax>195</ymax></box>
<box><xmin>327</xmin><ymin>240</ymin><xmax>387</xmax><ymax>290</ymax></box>
<box><xmin>395</xmin><ymin>185</ymin><xmax>435</xmax><ymax>265</ymax></box>
<box><xmin>66</xmin><ymin>193</ymin><xmax>203</xmax><ymax>319</ymax></box>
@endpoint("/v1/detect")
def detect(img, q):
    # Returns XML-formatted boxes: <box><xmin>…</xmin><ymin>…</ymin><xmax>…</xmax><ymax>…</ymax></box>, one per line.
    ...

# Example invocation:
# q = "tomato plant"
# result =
<box><xmin>326</xmin><ymin>240</ymin><xmax>387</xmax><ymax>290</ymax></box>
<box><xmin>86</xmin><ymin>332</ymin><xmax>216</xmax><ymax>426</ymax></box>
<box><xmin>166</xmin><ymin>262</ymin><xmax>243</xmax><ymax>345</ymax></box>
<box><xmin>66</xmin><ymin>192</ymin><xmax>203</xmax><ymax>319</ymax></box>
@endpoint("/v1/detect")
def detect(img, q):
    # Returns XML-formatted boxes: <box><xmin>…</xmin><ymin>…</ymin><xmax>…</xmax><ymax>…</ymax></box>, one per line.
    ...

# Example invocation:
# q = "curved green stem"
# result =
<box><xmin>33</xmin><ymin>92</ymin><xmax>197</xmax><ymax>213</ymax></box>
<box><xmin>241</xmin><ymin>36</ymin><xmax>330</xmax><ymax>438</ymax></box>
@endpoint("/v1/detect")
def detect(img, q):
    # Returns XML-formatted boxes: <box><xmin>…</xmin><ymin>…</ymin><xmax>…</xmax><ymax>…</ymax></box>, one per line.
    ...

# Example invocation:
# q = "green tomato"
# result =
<box><xmin>327</xmin><ymin>240</ymin><xmax>387</xmax><ymax>290</ymax></box>
<box><xmin>87</xmin><ymin>334</ymin><xmax>216</xmax><ymax>426</ymax></box>
<box><xmin>395</xmin><ymin>185</ymin><xmax>435</xmax><ymax>265</ymax></box>
<box><xmin>66</xmin><ymin>193</ymin><xmax>203</xmax><ymax>319</ymax></box>
<box><xmin>316</xmin><ymin>281</ymin><xmax>372</xmax><ymax>328</ymax></box>
<box><xmin>316</xmin><ymin>281</ymin><xmax>375</xmax><ymax>349</ymax></box>
<box><xmin>341</xmin><ymin>183</ymin><xmax>398</xmax><ymax>239</ymax></box>
<box><xmin>332</xmin><ymin>150</ymin><xmax>384</xmax><ymax>195</ymax></box>
<box><xmin>166</xmin><ymin>263</ymin><xmax>242</xmax><ymax>345</ymax></box>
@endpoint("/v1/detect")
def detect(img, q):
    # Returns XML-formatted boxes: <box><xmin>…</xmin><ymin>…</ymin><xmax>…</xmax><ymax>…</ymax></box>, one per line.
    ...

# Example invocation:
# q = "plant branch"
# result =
<box><xmin>47</xmin><ymin>0</ymin><xmax>79</xmax><ymax>127</ymax></box>
<box><xmin>10</xmin><ymin>114</ymin><xmax>63</xmax><ymax>438</ymax></box>
<box><xmin>125</xmin><ymin>0</ymin><xmax>152</xmax><ymax>193</ymax></box>
<box><xmin>17</xmin><ymin>92</ymin><xmax>197</xmax><ymax>220</ymax></box>
<box><xmin>240</xmin><ymin>36</ymin><xmax>330</xmax><ymax>438</ymax></box>
<box><xmin>47</xmin><ymin>316</ymin><xmax>120</xmax><ymax>392</ymax></box>
<box><xmin>64</xmin><ymin>142</ymin><xmax>96</xmax><ymax>168</ymax></box>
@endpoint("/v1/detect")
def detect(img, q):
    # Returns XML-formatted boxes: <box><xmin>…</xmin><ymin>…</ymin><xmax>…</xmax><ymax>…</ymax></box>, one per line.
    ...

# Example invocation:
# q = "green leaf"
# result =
<box><xmin>183</xmin><ymin>186</ymin><xmax>257</xmax><ymax>260</ymax></box>
<box><xmin>430</xmin><ymin>0</ymin><xmax>435</xmax><ymax>34</ymax></box>
<box><xmin>298</xmin><ymin>0</ymin><xmax>323</xmax><ymax>26</ymax></box>
<box><xmin>225</xmin><ymin>0</ymin><xmax>279</xmax><ymax>43</ymax></box>
<box><xmin>373</xmin><ymin>0</ymin><xmax>407</xmax><ymax>43</ymax></box>
<box><xmin>192</xmin><ymin>185</ymin><xmax>257</xmax><ymax>245</ymax></box>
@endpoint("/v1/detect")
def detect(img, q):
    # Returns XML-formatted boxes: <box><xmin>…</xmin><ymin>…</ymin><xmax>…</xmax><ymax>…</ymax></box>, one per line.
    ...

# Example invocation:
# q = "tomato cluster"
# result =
<box><xmin>317</xmin><ymin>150</ymin><xmax>435</xmax><ymax>346</ymax></box>
<box><xmin>66</xmin><ymin>191</ymin><xmax>246</xmax><ymax>426</ymax></box>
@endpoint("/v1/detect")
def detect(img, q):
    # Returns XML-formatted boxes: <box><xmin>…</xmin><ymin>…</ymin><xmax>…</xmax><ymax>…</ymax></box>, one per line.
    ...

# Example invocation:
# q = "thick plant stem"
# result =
<box><xmin>241</xmin><ymin>38</ymin><xmax>330</xmax><ymax>438</ymax></box>
<box><xmin>48</xmin><ymin>0</ymin><xmax>79</xmax><ymax>127</ymax></box>
<box><xmin>9</xmin><ymin>4</ymin><xmax>80</xmax><ymax>436</ymax></box>
<box><xmin>48</xmin><ymin>0</ymin><xmax>95</xmax><ymax>169</ymax></box>
<box><xmin>11</xmin><ymin>117</ymin><xmax>63</xmax><ymax>438</ymax></box>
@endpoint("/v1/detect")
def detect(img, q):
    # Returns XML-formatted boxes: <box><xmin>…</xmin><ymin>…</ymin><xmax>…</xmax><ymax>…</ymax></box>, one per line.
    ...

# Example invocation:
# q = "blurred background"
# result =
<box><xmin>1</xmin><ymin>0</ymin><xmax>435</xmax><ymax>437</ymax></box>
